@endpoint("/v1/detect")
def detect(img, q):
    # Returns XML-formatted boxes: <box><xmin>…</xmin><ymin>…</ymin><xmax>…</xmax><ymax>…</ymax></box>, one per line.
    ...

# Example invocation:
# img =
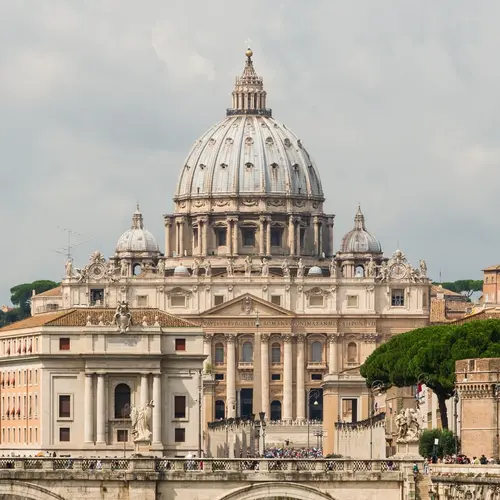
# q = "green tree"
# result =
<box><xmin>360</xmin><ymin>320</ymin><xmax>500</xmax><ymax>429</ymax></box>
<box><xmin>0</xmin><ymin>308</ymin><xmax>22</xmax><ymax>327</ymax></box>
<box><xmin>436</xmin><ymin>280</ymin><xmax>483</xmax><ymax>298</ymax></box>
<box><xmin>419</xmin><ymin>429</ymin><xmax>458</xmax><ymax>458</ymax></box>
<box><xmin>10</xmin><ymin>280</ymin><xmax>60</xmax><ymax>318</ymax></box>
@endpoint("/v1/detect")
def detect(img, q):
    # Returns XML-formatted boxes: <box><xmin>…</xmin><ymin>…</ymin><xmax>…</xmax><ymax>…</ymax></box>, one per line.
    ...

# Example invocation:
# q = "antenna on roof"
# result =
<box><xmin>54</xmin><ymin>227</ymin><xmax>92</xmax><ymax>261</ymax></box>
<box><xmin>439</xmin><ymin>269</ymin><xmax>442</xmax><ymax>283</ymax></box>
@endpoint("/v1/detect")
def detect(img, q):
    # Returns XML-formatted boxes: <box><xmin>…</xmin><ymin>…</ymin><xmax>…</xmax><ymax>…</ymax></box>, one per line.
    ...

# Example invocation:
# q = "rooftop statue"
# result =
<box><xmin>395</xmin><ymin>408</ymin><xmax>421</xmax><ymax>443</ymax></box>
<box><xmin>114</xmin><ymin>300</ymin><xmax>132</xmax><ymax>333</ymax></box>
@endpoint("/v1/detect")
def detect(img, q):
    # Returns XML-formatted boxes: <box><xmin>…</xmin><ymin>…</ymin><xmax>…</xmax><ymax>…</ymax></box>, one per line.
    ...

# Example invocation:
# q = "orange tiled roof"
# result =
<box><xmin>430</xmin><ymin>285</ymin><xmax>463</xmax><ymax>297</ymax></box>
<box><xmin>35</xmin><ymin>286</ymin><xmax>62</xmax><ymax>297</ymax></box>
<box><xmin>0</xmin><ymin>308</ymin><xmax>198</xmax><ymax>333</ymax></box>
<box><xmin>482</xmin><ymin>265</ymin><xmax>500</xmax><ymax>271</ymax></box>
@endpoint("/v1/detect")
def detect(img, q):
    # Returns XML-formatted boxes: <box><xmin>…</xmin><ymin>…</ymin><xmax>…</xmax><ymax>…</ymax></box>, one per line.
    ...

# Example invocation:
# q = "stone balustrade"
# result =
<box><xmin>0</xmin><ymin>457</ymin><xmax>416</xmax><ymax>475</ymax></box>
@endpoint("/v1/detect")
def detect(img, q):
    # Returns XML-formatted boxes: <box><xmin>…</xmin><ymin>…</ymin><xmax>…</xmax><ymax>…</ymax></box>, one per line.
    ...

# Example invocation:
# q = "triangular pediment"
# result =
<box><xmin>202</xmin><ymin>293</ymin><xmax>295</xmax><ymax>317</ymax></box>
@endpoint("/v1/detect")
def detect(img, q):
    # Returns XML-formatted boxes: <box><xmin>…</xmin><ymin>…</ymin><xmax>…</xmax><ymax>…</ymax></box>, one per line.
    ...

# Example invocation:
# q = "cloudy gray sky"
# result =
<box><xmin>0</xmin><ymin>1</ymin><xmax>496</xmax><ymax>305</ymax></box>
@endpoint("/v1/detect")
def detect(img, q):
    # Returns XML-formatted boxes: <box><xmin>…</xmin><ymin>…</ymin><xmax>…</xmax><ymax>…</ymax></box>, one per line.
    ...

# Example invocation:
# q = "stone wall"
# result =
<box><xmin>336</xmin><ymin>413</ymin><xmax>387</xmax><ymax>459</ymax></box>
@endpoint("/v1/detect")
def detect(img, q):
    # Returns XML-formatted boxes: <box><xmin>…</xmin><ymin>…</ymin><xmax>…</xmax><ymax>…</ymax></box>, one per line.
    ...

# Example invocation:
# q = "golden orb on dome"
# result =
<box><xmin>245</xmin><ymin>48</ymin><xmax>253</xmax><ymax>58</ymax></box>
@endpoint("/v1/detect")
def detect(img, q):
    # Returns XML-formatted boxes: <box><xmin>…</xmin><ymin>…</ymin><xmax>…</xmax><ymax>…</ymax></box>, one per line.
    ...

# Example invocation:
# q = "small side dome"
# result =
<box><xmin>308</xmin><ymin>265</ymin><xmax>323</xmax><ymax>276</ymax></box>
<box><xmin>340</xmin><ymin>206</ymin><xmax>382</xmax><ymax>254</ymax></box>
<box><xmin>173</xmin><ymin>264</ymin><xmax>190</xmax><ymax>277</ymax></box>
<box><xmin>115</xmin><ymin>205</ymin><xmax>159</xmax><ymax>255</ymax></box>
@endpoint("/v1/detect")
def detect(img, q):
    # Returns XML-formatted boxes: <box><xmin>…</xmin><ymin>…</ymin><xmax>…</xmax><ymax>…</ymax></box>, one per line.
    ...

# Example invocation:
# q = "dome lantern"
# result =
<box><xmin>339</xmin><ymin>206</ymin><xmax>382</xmax><ymax>254</ymax></box>
<box><xmin>115</xmin><ymin>205</ymin><xmax>160</xmax><ymax>256</ymax></box>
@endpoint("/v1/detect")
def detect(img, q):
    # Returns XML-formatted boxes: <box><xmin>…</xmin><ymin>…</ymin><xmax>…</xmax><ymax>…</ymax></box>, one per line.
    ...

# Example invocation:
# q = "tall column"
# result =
<box><xmin>296</xmin><ymin>335</ymin><xmax>306</xmax><ymax>421</ymax></box>
<box><xmin>96</xmin><ymin>374</ymin><xmax>105</xmax><ymax>444</ymax></box>
<box><xmin>164</xmin><ymin>219</ymin><xmax>171</xmax><ymax>258</ymax></box>
<box><xmin>225</xmin><ymin>333</ymin><xmax>237</xmax><ymax>418</ymax></box>
<box><xmin>232</xmin><ymin>218</ymin><xmax>239</xmax><ymax>255</ymax></box>
<box><xmin>175</xmin><ymin>223</ymin><xmax>179</xmax><ymax>255</ymax></box>
<box><xmin>178</xmin><ymin>217</ymin><xmax>185</xmax><ymax>256</ymax></box>
<box><xmin>141</xmin><ymin>374</ymin><xmax>149</xmax><ymax>407</ymax></box>
<box><xmin>283</xmin><ymin>334</ymin><xmax>293</xmax><ymax>422</ymax></box>
<box><xmin>313</xmin><ymin>217</ymin><xmax>319</xmax><ymax>256</ymax></box>
<box><xmin>319</xmin><ymin>222</ymin><xmax>323</xmax><ymax>256</ymax></box>
<box><xmin>296</xmin><ymin>219</ymin><xmax>301</xmax><ymax>257</ymax></box>
<box><xmin>289</xmin><ymin>216</ymin><xmax>295</xmax><ymax>256</ymax></box>
<box><xmin>152</xmin><ymin>374</ymin><xmax>162</xmax><ymax>445</ymax></box>
<box><xmin>327</xmin><ymin>218</ymin><xmax>334</xmax><ymax>257</ymax></box>
<box><xmin>328</xmin><ymin>334</ymin><xmax>339</xmax><ymax>374</ymax></box>
<box><xmin>202</xmin><ymin>218</ymin><xmax>208</xmax><ymax>256</ymax></box>
<box><xmin>259</xmin><ymin>217</ymin><xmax>265</xmax><ymax>256</ymax></box>
<box><xmin>226</xmin><ymin>220</ymin><xmax>232</xmax><ymax>255</ymax></box>
<box><xmin>203</xmin><ymin>333</ymin><xmax>212</xmax><ymax>372</ymax></box>
<box><xmin>84</xmin><ymin>373</ymin><xmax>94</xmax><ymax>444</ymax></box>
<box><xmin>265</xmin><ymin>217</ymin><xmax>271</xmax><ymax>255</ymax></box>
<box><xmin>260</xmin><ymin>333</ymin><xmax>270</xmax><ymax>419</ymax></box>
<box><xmin>196</xmin><ymin>219</ymin><xmax>201</xmax><ymax>255</ymax></box>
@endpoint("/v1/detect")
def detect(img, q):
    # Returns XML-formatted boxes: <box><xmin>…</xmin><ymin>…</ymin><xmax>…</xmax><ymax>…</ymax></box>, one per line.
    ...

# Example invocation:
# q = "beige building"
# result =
<box><xmin>0</xmin><ymin>48</ymin><xmax>431</xmax><ymax>457</ymax></box>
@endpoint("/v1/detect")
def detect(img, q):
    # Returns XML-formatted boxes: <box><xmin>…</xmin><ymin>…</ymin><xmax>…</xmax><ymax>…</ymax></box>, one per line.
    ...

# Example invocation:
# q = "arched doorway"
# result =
<box><xmin>216</xmin><ymin>481</ymin><xmax>338</xmax><ymax>500</ymax></box>
<box><xmin>308</xmin><ymin>388</ymin><xmax>323</xmax><ymax>421</ymax></box>
<box><xmin>114</xmin><ymin>383</ymin><xmax>131</xmax><ymax>418</ymax></box>
<box><xmin>270</xmin><ymin>400</ymin><xmax>282</xmax><ymax>421</ymax></box>
<box><xmin>0</xmin><ymin>480</ymin><xmax>67</xmax><ymax>500</ymax></box>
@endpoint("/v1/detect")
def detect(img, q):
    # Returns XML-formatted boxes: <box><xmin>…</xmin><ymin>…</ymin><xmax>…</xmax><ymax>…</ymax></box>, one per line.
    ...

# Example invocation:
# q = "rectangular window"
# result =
<box><xmin>391</xmin><ymin>289</ymin><xmax>405</xmax><ymax>307</ymax></box>
<box><xmin>90</xmin><ymin>288</ymin><xmax>104</xmax><ymax>306</ymax></box>
<box><xmin>216</xmin><ymin>228</ymin><xmax>227</xmax><ymax>247</ymax></box>
<box><xmin>242</xmin><ymin>228</ymin><xmax>255</xmax><ymax>246</ymax></box>
<box><xmin>309</xmin><ymin>295</ymin><xmax>324</xmax><ymax>307</ymax></box>
<box><xmin>214</xmin><ymin>373</ymin><xmax>224</xmax><ymax>381</ymax></box>
<box><xmin>46</xmin><ymin>303</ymin><xmax>59</xmax><ymax>311</ymax></box>
<box><xmin>214</xmin><ymin>295</ymin><xmax>224</xmax><ymax>306</ymax></box>
<box><xmin>117</xmin><ymin>429</ymin><xmax>128</xmax><ymax>442</ymax></box>
<box><xmin>59</xmin><ymin>427</ymin><xmax>70</xmax><ymax>442</ymax></box>
<box><xmin>58</xmin><ymin>395</ymin><xmax>71</xmax><ymax>419</ymax></box>
<box><xmin>136</xmin><ymin>295</ymin><xmax>148</xmax><ymax>307</ymax></box>
<box><xmin>271</xmin><ymin>228</ymin><xmax>282</xmax><ymax>247</ymax></box>
<box><xmin>175</xmin><ymin>338</ymin><xmax>186</xmax><ymax>351</ymax></box>
<box><xmin>423</xmin><ymin>291</ymin><xmax>428</xmax><ymax>308</ymax></box>
<box><xmin>59</xmin><ymin>338</ymin><xmax>70</xmax><ymax>351</ymax></box>
<box><xmin>174</xmin><ymin>395</ymin><xmax>186</xmax><ymax>419</ymax></box>
<box><xmin>175</xmin><ymin>428</ymin><xmax>186</xmax><ymax>442</ymax></box>
<box><xmin>271</xmin><ymin>373</ymin><xmax>281</xmax><ymax>381</ymax></box>
<box><xmin>171</xmin><ymin>295</ymin><xmax>186</xmax><ymax>307</ymax></box>
<box><xmin>271</xmin><ymin>295</ymin><xmax>282</xmax><ymax>306</ymax></box>
<box><xmin>311</xmin><ymin>373</ymin><xmax>323</xmax><ymax>381</ymax></box>
<box><xmin>347</xmin><ymin>295</ymin><xmax>358</xmax><ymax>308</ymax></box>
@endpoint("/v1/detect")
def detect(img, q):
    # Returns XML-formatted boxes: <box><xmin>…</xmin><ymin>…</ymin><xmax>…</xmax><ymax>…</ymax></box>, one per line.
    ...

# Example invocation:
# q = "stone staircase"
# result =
<box><xmin>415</xmin><ymin>473</ymin><xmax>431</xmax><ymax>500</ymax></box>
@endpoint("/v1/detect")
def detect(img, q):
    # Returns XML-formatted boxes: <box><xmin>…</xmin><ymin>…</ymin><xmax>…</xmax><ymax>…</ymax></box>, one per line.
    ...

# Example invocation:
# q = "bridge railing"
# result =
<box><xmin>0</xmin><ymin>457</ymin><xmax>416</xmax><ymax>473</ymax></box>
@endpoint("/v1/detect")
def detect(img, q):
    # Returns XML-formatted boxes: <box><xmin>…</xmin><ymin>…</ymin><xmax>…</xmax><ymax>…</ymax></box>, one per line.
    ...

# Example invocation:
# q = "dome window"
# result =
<box><xmin>225</xmin><ymin>137</ymin><xmax>234</xmax><ymax>145</ymax></box>
<box><xmin>270</xmin><ymin>163</ymin><xmax>278</xmax><ymax>170</ymax></box>
<box><xmin>265</xmin><ymin>137</ymin><xmax>274</xmax><ymax>145</ymax></box>
<box><xmin>208</xmin><ymin>138</ymin><xmax>216</xmax><ymax>145</ymax></box>
<box><xmin>199</xmin><ymin>164</ymin><xmax>206</xmax><ymax>170</ymax></box>
<box><xmin>245</xmin><ymin>162</ymin><xmax>253</xmax><ymax>170</ymax></box>
<box><xmin>220</xmin><ymin>163</ymin><xmax>228</xmax><ymax>170</ymax></box>
<box><xmin>245</xmin><ymin>137</ymin><xmax>254</xmax><ymax>146</ymax></box>
<box><xmin>284</xmin><ymin>138</ymin><xmax>292</xmax><ymax>148</ymax></box>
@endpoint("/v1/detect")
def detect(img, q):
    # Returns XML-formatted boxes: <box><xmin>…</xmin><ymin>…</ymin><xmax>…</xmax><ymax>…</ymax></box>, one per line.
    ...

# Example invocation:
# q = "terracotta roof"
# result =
<box><xmin>0</xmin><ymin>310</ymin><xmax>70</xmax><ymax>332</ymax></box>
<box><xmin>430</xmin><ymin>285</ymin><xmax>462</xmax><ymax>297</ymax></box>
<box><xmin>35</xmin><ymin>286</ymin><xmax>62</xmax><ymax>297</ymax></box>
<box><xmin>483</xmin><ymin>265</ymin><xmax>500</xmax><ymax>271</ymax></box>
<box><xmin>0</xmin><ymin>308</ymin><xmax>198</xmax><ymax>333</ymax></box>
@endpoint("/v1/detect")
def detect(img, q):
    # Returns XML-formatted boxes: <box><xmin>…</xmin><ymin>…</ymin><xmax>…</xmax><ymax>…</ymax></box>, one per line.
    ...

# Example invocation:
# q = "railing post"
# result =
<box><xmin>175</xmin><ymin>459</ymin><xmax>185</xmax><ymax>471</ymax></box>
<box><xmin>229</xmin><ymin>459</ymin><xmax>239</xmax><ymax>472</ymax></box>
<box><xmin>315</xmin><ymin>460</ymin><xmax>325</xmax><ymax>471</ymax></box>
<box><xmin>345</xmin><ymin>460</ymin><xmax>353</xmax><ymax>473</ymax></box>
<box><xmin>42</xmin><ymin>459</ymin><xmax>53</xmax><ymax>471</ymax></box>
<box><xmin>73</xmin><ymin>459</ymin><xmax>82</xmax><ymax>471</ymax></box>
<box><xmin>14</xmin><ymin>459</ymin><xmax>24</xmax><ymax>470</ymax></box>
<box><xmin>259</xmin><ymin>459</ymin><xmax>268</xmax><ymax>472</ymax></box>
<box><xmin>203</xmin><ymin>459</ymin><xmax>212</xmax><ymax>472</ymax></box>
<box><xmin>372</xmin><ymin>460</ymin><xmax>381</xmax><ymax>473</ymax></box>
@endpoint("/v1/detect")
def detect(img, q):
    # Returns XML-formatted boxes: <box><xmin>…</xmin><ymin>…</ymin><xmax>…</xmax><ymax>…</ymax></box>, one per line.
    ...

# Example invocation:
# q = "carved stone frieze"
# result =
<box><xmin>281</xmin><ymin>333</ymin><xmax>294</xmax><ymax>343</ymax></box>
<box><xmin>165</xmin><ymin>287</ymin><xmax>192</xmax><ymax>297</ymax></box>
<box><xmin>260</xmin><ymin>333</ymin><xmax>270</xmax><ymax>343</ymax></box>
<box><xmin>328</xmin><ymin>333</ymin><xmax>340</xmax><ymax>344</ymax></box>
<box><xmin>296</xmin><ymin>333</ymin><xmax>306</xmax><ymax>343</ymax></box>
<box><xmin>304</xmin><ymin>287</ymin><xmax>329</xmax><ymax>297</ymax></box>
<box><xmin>225</xmin><ymin>333</ymin><xmax>237</xmax><ymax>344</ymax></box>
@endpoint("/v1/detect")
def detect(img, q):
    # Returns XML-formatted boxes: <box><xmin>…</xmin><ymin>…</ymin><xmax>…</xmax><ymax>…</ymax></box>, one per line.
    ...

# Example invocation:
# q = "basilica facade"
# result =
<box><xmin>0</xmin><ymin>48</ymin><xmax>430</xmax><ymax>457</ymax></box>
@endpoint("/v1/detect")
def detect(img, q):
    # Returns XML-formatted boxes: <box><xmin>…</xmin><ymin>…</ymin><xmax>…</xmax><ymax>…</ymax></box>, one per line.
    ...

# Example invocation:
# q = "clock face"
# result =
<box><xmin>390</xmin><ymin>263</ymin><xmax>406</xmax><ymax>280</ymax></box>
<box><xmin>91</xmin><ymin>264</ymin><xmax>105</xmax><ymax>279</ymax></box>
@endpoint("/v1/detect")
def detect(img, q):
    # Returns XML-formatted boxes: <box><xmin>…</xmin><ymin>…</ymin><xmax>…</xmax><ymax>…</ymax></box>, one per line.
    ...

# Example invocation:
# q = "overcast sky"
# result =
<box><xmin>0</xmin><ymin>1</ymin><xmax>496</xmax><ymax>305</ymax></box>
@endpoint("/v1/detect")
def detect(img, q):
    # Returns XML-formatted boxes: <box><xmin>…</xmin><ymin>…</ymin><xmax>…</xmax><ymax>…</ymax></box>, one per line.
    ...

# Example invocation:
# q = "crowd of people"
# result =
<box><xmin>422</xmin><ymin>454</ymin><xmax>497</xmax><ymax>473</ymax></box>
<box><xmin>262</xmin><ymin>447</ymin><xmax>323</xmax><ymax>458</ymax></box>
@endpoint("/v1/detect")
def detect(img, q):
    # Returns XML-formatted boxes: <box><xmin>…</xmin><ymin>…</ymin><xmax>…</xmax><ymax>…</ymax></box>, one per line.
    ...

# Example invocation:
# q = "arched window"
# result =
<box><xmin>355</xmin><ymin>265</ymin><xmax>364</xmax><ymax>278</ymax></box>
<box><xmin>242</xmin><ymin>342</ymin><xmax>253</xmax><ymax>362</ymax></box>
<box><xmin>114</xmin><ymin>383</ymin><xmax>131</xmax><ymax>418</ymax></box>
<box><xmin>270</xmin><ymin>400</ymin><xmax>282</xmax><ymax>421</ymax></box>
<box><xmin>215</xmin><ymin>400</ymin><xmax>225</xmax><ymax>420</ymax></box>
<box><xmin>311</xmin><ymin>341</ymin><xmax>322</xmax><ymax>362</ymax></box>
<box><xmin>347</xmin><ymin>342</ymin><xmax>357</xmax><ymax>363</ymax></box>
<box><xmin>271</xmin><ymin>343</ymin><xmax>281</xmax><ymax>364</ymax></box>
<box><xmin>133</xmin><ymin>264</ymin><xmax>142</xmax><ymax>276</ymax></box>
<box><xmin>215</xmin><ymin>343</ymin><xmax>224</xmax><ymax>364</ymax></box>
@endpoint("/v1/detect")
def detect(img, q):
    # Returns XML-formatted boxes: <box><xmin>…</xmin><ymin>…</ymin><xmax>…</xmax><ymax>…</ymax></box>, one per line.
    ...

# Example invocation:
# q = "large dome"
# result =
<box><xmin>115</xmin><ymin>206</ymin><xmax>159</xmax><ymax>255</ymax></box>
<box><xmin>340</xmin><ymin>206</ymin><xmax>382</xmax><ymax>254</ymax></box>
<box><xmin>174</xmin><ymin>49</ymin><xmax>323</xmax><ymax>204</ymax></box>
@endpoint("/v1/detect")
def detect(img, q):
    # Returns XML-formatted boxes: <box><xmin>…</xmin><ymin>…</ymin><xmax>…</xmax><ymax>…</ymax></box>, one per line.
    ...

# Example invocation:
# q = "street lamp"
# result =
<box><xmin>258</xmin><ymin>411</ymin><xmax>266</xmax><ymax>455</ymax></box>
<box><xmin>369</xmin><ymin>380</ymin><xmax>384</xmax><ymax>459</ymax></box>
<box><xmin>189</xmin><ymin>369</ymin><xmax>204</xmax><ymax>457</ymax></box>
<box><xmin>121</xmin><ymin>403</ymin><xmax>131</xmax><ymax>458</ymax></box>
<box><xmin>307</xmin><ymin>389</ymin><xmax>320</xmax><ymax>451</ymax></box>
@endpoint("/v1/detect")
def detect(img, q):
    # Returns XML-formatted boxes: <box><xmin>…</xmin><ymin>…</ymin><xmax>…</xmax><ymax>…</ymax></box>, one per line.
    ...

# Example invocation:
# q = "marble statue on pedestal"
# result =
<box><xmin>329</xmin><ymin>258</ymin><xmax>336</xmax><ymax>277</ymax></box>
<box><xmin>244</xmin><ymin>256</ymin><xmax>252</xmax><ymax>277</ymax></box>
<box><xmin>395</xmin><ymin>408</ymin><xmax>421</xmax><ymax>443</ymax></box>
<box><xmin>114</xmin><ymin>300</ymin><xmax>132</xmax><ymax>333</ymax></box>
<box><xmin>65</xmin><ymin>259</ymin><xmax>73</xmax><ymax>278</ymax></box>
<box><xmin>261</xmin><ymin>258</ymin><xmax>269</xmax><ymax>277</ymax></box>
<box><xmin>297</xmin><ymin>258</ymin><xmax>304</xmax><ymax>278</ymax></box>
<box><xmin>131</xmin><ymin>400</ymin><xmax>154</xmax><ymax>444</ymax></box>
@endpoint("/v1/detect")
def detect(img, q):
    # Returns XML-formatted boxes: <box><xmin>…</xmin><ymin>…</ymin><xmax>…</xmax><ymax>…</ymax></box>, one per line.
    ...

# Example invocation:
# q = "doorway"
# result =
<box><xmin>307</xmin><ymin>388</ymin><xmax>323</xmax><ymax>421</ymax></box>
<box><xmin>240</xmin><ymin>388</ymin><xmax>253</xmax><ymax>417</ymax></box>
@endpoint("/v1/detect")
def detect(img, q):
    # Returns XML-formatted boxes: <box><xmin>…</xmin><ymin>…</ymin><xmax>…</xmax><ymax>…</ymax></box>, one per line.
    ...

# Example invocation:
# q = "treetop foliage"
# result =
<box><xmin>434</xmin><ymin>279</ymin><xmax>483</xmax><ymax>298</ymax></box>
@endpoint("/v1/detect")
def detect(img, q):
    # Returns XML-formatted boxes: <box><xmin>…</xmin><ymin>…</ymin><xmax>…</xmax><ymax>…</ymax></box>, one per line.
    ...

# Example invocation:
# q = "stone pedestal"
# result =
<box><xmin>134</xmin><ymin>440</ymin><xmax>152</xmax><ymax>455</ymax></box>
<box><xmin>392</xmin><ymin>440</ymin><xmax>421</xmax><ymax>459</ymax></box>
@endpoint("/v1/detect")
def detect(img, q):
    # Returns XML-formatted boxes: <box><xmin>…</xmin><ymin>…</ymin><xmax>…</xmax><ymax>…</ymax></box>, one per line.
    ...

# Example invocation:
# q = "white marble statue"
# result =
<box><xmin>261</xmin><ymin>258</ymin><xmax>269</xmax><ymax>277</ymax></box>
<box><xmin>106</xmin><ymin>260</ymin><xmax>118</xmax><ymax>282</ymax></box>
<box><xmin>367</xmin><ymin>257</ymin><xmax>376</xmax><ymax>278</ymax></box>
<box><xmin>114</xmin><ymin>300</ymin><xmax>132</xmax><ymax>333</ymax></box>
<box><xmin>244</xmin><ymin>256</ymin><xmax>252</xmax><ymax>277</ymax></box>
<box><xmin>419</xmin><ymin>259</ymin><xmax>427</xmax><ymax>277</ymax></box>
<box><xmin>226</xmin><ymin>258</ymin><xmax>234</xmax><ymax>277</ymax></box>
<box><xmin>120</xmin><ymin>260</ymin><xmax>128</xmax><ymax>277</ymax></box>
<box><xmin>131</xmin><ymin>400</ymin><xmax>154</xmax><ymax>443</ymax></box>
<box><xmin>156</xmin><ymin>259</ymin><xmax>165</xmax><ymax>276</ymax></box>
<box><xmin>192</xmin><ymin>259</ymin><xmax>200</xmax><ymax>277</ymax></box>
<box><xmin>205</xmin><ymin>260</ymin><xmax>212</xmax><ymax>277</ymax></box>
<box><xmin>297</xmin><ymin>258</ymin><xmax>304</xmax><ymax>278</ymax></box>
<box><xmin>281</xmin><ymin>260</ymin><xmax>290</xmax><ymax>278</ymax></box>
<box><xmin>65</xmin><ymin>259</ymin><xmax>73</xmax><ymax>278</ymax></box>
<box><xmin>377</xmin><ymin>261</ymin><xmax>389</xmax><ymax>282</ymax></box>
<box><xmin>329</xmin><ymin>259</ymin><xmax>336</xmax><ymax>278</ymax></box>
<box><xmin>395</xmin><ymin>408</ymin><xmax>421</xmax><ymax>443</ymax></box>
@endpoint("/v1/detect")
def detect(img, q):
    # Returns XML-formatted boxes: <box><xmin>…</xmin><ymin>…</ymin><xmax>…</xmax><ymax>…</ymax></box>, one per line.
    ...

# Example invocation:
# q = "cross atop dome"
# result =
<box><xmin>354</xmin><ymin>204</ymin><xmax>366</xmax><ymax>230</ymax></box>
<box><xmin>131</xmin><ymin>204</ymin><xmax>144</xmax><ymax>230</ymax></box>
<box><xmin>227</xmin><ymin>47</ymin><xmax>271</xmax><ymax>117</ymax></box>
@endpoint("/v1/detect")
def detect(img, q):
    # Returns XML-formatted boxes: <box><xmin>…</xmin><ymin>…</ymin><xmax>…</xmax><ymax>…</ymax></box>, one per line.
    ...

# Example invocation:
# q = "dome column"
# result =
<box><xmin>327</xmin><ymin>217</ymin><xmax>335</xmax><ymax>257</ymax></box>
<box><xmin>176</xmin><ymin>217</ymin><xmax>185</xmax><ymax>256</ymax></box>
<box><xmin>201</xmin><ymin>217</ymin><xmax>208</xmax><ymax>256</ymax></box>
<box><xmin>265</xmin><ymin>217</ymin><xmax>272</xmax><ymax>255</ymax></box>
<box><xmin>226</xmin><ymin>217</ymin><xmax>233</xmax><ymax>255</ymax></box>
<box><xmin>231</xmin><ymin>217</ymin><xmax>239</xmax><ymax>256</ymax></box>
<box><xmin>164</xmin><ymin>218</ymin><xmax>172</xmax><ymax>258</ymax></box>
<box><xmin>288</xmin><ymin>216</ymin><xmax>295</xmax><ymax>256</ymax></box>
<box><xmin>313</xmin><ymin>216</ymin><xmax>320</xmax><ymax>256</ymax></box>
<box><xmin>259</xmin><ymin>216</ymin><xmax>266</xmax><ymax>256</ymax></box>
<box><xmin>296</xmin><ymin>218</ymin><xmax>302</xmax><ymax>257</ymax></box>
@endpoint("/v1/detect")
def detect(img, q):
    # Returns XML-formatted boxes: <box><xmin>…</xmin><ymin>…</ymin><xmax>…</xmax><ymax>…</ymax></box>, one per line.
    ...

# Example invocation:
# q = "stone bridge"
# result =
<box><xmin>0</xmin><ymin>457</ymin><xmax>419</xmax><ymax>500</ymax></box>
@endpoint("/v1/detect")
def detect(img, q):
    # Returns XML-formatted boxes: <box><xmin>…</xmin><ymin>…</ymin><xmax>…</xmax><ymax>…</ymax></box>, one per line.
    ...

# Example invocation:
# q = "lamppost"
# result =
<box><xmin>314</xmin><ymin>429</ymin><xmax>324</xmax><ymax>450</ymax></box>
<box><xmin>257</xmin><ymin>411</ymin><xmax>266</xmax><ymax>455</ymax></box>
<box><xmin>307</xmin><ymin>389</ymin><xmax>320</xmax><ymax>451</ymax></box>
<box><xmin>121</xmin><ymin>403</ymin><xmax>131</xmax><ymax>458</ymax></box>
<box><xmin>369</xmin><ymin>380</ymin><xmax>384</xmax><ymax>459</ymax></box>
<box><xmin>189</xmin><ymin>369</ymin><xmax>204</xmax><ymax>457</ymax></box>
